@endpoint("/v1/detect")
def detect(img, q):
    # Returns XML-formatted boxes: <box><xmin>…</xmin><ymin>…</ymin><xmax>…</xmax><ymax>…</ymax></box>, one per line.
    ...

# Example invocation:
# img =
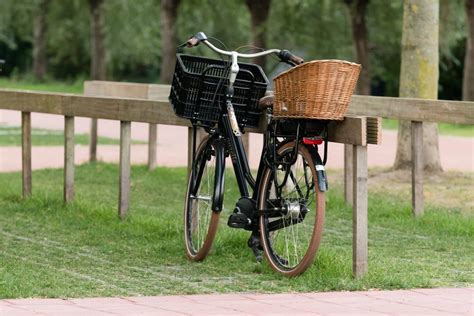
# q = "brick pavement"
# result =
<box><xmin>1</xmin><ymin>288</ymin><xmax>472</xmax><ymax>315</ymax></box>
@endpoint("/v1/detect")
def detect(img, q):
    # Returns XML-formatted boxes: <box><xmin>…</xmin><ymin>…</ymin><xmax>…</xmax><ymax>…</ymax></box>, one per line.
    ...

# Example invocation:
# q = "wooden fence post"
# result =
<box><xmin>148</xmin><ymin>123</ymin><xmax>157</xmax><ymax>170</ymax></box>
<box><xmin>352</xmin><ymin>144</ymin><xmax>368</xmax><ymax>278</ymax></box>
<box><xmin>411</xmin><ymin>121</ymin><xmax>424</xmax><ymax>216</ymax></box>
<box><xmin>64</xmin><ymin>116</ymin><xmax>75</xmax><ymax>202</ymax></box>
<box><xmin>89</xmin><ymin>118</ymin><xmax>98</xmax><ymax>162</ymax></box>
<box><xmin>119</xmin><ymin>121</ymin><xmax>131</xmax><ymax>219</ymax></box>
<box><xmin>21</xmin><ymin>112</ymin><xmax>32</xmax><ymax>198</ymax></box>
<box><xmin>344</xmin><ymin>144</ymin><xmax>353</xmax><ymax>206</ymax></box>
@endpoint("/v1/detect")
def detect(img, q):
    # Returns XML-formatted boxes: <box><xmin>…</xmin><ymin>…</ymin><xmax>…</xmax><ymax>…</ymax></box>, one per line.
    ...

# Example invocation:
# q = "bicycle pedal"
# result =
<box><xmin>227</xmin><ymin>212</ymin><xmax>251</xmax><ymax>229</ymax></box>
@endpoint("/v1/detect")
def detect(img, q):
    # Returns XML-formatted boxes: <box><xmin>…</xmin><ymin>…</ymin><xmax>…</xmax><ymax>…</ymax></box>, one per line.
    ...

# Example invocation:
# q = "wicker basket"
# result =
<box><xmin>273</xmin><ymin>60</ymin><xmax>361</xmax><ymax>120</ymax></box>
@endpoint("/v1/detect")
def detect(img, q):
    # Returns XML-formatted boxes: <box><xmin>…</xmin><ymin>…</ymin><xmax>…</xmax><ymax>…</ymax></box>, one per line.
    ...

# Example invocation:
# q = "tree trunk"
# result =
<box><xmin>245</xmin><ymin>0</ymin><xmax>271</xmax><ymax>70</ymax></box>
<box><xmin>344</xmin><ymin>0</ymin><xmax>371</xmax><ymax>95</ymax></box>
<box><xmin>88</xmin><ymin>0</ymin><xmax>106</xmax><ymax>163</ymax></box>
<box><xmin>394</xmin><ymin>0</ymin><xmax>442</xmax><ymax>172</ymax></box>
<box><xmin>33</xmin><ymin>0</ymin><xmax>49</xmax><ymax>81</ymax></box>
<box><xmin>463</xmin><ymin>0</ymin><xmax>474</xmax><ymax>101</ymax></box>
<box><xmin>160</xmin><ymin>0</ymin><xmax>181</xmax><ymax>84</ymax></box>
<box><xmin>89</xmin><ymin>0</ymin><xmax>106</xmax><ymax>80</ymax></box>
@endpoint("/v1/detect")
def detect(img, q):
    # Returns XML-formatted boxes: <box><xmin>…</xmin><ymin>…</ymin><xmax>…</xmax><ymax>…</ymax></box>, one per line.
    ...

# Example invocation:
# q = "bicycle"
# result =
<box><xmin>170</xmin><ymin>32</ymin><xmax>347</xmax><ymax>276</ymax></box>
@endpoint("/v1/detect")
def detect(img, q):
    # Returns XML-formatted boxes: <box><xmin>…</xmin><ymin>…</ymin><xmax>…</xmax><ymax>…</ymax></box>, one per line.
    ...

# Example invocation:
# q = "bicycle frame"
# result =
<box><xmin>187</xmin><ymin>32</ymin><xmax>327</xmax><ymax>214</ymax></box>
<box><xmin>197</xmin><ymin>105</ymin><xmax>263</xmax><ymax>213</ymax></box>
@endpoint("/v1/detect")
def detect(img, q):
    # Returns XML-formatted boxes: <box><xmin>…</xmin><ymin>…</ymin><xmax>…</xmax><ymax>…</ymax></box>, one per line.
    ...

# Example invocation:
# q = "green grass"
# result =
<box><xmin>0</xmin><ymin>163</ymin><xmax>472</xmax><ymax>298</ymax></box>
<box><xmin>383</xmin><ymin>119</ymin><xmax>474</xmax><ymax>137</ymax></box>
<box><xmin>0</xmin><ymin>78</ymin><xmax>83</xmax><ymax>94</ymax></box>
<box><xmin>0</xmin><ymin>125</ymin><xmax>145</xmax><ymax>146</ymax></box>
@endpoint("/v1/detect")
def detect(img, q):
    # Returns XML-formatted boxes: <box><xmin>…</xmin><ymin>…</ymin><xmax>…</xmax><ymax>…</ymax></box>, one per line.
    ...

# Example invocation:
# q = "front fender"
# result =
<box><xmin>212</xmin><ymin>139</ymin><xmax>226</xmax><ymax>212</ymax></box>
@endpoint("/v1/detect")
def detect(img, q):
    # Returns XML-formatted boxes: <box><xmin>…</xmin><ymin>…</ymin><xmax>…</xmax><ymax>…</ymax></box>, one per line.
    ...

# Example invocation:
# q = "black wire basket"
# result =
<box><xmin>169</xmin><ymin>54</ymin><xmax>268</xmax><ymax>128</ymax></box>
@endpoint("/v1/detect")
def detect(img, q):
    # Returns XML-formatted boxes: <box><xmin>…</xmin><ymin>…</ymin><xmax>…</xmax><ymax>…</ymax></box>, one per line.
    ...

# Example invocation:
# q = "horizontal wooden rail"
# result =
<box><xmin>348</xmin><ymin>95</ymin><xmax>474</xmax><ymax>124</ymax></box>
<box><xmin>0</xmin><ymin>89</ymin><xmax>377</xmax><ymax>146</ymax></box>
<box><xmin>82</xmin><ymin>83</ymin><xmax>474</xmax><ymax>125</ymax></box>
<box><xmin>84</xmin><ymin>81</ymin><xmax>165</xmax><ymax>170</ymax></box>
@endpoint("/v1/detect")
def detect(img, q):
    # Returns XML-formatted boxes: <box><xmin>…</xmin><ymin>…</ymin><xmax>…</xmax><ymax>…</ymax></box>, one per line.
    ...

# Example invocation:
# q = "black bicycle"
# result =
<box><xmin>170</xmin><ymin>32</ymin><xmax>328</xmax><ymax>276</ymax></box>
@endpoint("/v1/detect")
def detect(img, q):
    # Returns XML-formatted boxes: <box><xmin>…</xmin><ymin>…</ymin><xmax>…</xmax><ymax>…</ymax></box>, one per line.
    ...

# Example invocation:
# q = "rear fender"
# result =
<box><xmin>306</xmin><ymin>145</ymin><xmax>328</xmax><ymax>192</ymax></box>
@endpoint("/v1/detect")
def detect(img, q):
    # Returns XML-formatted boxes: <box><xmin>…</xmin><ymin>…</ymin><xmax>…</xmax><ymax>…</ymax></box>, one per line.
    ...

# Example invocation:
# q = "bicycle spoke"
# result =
<box><xmin>185</xmin><ymin>139</ymin><xmax>221</xmax><ymax>261</ymax></box>
<box><xmin>260</xmin><ymin>143</ymin><xmax>324</xmax><ymax>275</ymax></box>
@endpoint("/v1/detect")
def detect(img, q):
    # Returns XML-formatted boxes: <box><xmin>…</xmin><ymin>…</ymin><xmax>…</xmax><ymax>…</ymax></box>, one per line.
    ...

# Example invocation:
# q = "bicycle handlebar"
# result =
<box><xmin>185</xmin><ymin>32</ymin><xmax>304</xmax><ymax>65</ymax></box>
<box><xmin>278</xmin><ymin>50</ymin><xmax>304</xmax><ymax>65</ymax></box>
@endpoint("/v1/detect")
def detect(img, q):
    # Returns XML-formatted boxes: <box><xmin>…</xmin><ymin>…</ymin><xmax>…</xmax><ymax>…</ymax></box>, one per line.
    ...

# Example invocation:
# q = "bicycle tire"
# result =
<box><xmin>258</xmin><ymin>141</ymin><xmax>325</xmax><ymax>276</ymax></box>
<box><xmin>184</xmin><ymin>136</ymin><xmax>220</xmax><ymax>261</ymax></box>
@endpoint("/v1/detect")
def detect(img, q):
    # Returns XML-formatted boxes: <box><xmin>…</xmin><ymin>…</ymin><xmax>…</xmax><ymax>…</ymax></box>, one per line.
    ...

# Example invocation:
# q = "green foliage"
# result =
<box><xmin>175</xmin><ymin>0</ymin><xmax>251</xmax><ymax>64</ymax></box>
<box><xmin>105</xmin><ymin>0</ymin><xmax>161</xmax><ymax>80</ymax></box>
<box><xmin>367</xmin><ymin>1</ymin><xmax>403</xmax><ymax>96</ymax></box>
<box><xmin>47</xmin><ymin>0</ymin><xmax>90</xmax><ymax>79</ymax></box>
<box><xmin>268</xmin><ymin>0</ymin><xmax>353</xmax><ymax>61</ymax></box>
<box><xmin>438</xmin><ymin>0</ymin><xmax>467</xmax><ymax>100</ymax></box>
<box><xmin>0</xmin><ymin>0</ymin><xmax>35</xmax><ymax>76</ymax></box>
<box><xmin>0</xmin><ymin>0</ymin><xmax>469</xmax><ymax>99</ymax></box>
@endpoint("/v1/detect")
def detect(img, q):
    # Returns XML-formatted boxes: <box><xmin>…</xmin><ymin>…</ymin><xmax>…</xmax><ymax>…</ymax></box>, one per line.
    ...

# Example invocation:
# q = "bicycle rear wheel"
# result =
<box><xmin>184</xmin><ymin>136</ymin><xmax>220</xmax><ymax>261</ymax></box>
<box><xmin>258</xmin><ymin>141</ymin><xmax>325</xmax><ymax>276</ymax></box>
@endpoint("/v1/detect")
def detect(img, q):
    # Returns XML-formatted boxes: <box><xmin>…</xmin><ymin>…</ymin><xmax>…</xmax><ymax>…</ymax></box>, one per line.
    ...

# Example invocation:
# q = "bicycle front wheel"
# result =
<box><xmin>258</xmin><ymin>141</ymin><xmax>325</xmax><ymax>276</ymax></box>
<box><xmin>184</xmin><ymin>136</ymin><xmax>220</xmax><ymax>261</ymax></box>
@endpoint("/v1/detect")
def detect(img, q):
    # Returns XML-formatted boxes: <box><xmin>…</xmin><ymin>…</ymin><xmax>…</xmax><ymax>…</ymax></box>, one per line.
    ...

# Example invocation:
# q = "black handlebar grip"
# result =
<box><xmin>278</xmin><ymin>50</ymin><xmax>304</xmax><ymax>65</ymax></box>
<box><xmin>289</xmin><ymin>54</ymin><xmax>304</xmax><ymax>65</ymax></box>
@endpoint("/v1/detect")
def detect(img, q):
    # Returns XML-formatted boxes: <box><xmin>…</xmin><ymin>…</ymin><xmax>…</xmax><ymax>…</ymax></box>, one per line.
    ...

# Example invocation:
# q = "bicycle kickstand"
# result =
<box><xmin>247</xmin><ymin>231</ymin><xmax>263</xmax><ymax>263</ymax></box>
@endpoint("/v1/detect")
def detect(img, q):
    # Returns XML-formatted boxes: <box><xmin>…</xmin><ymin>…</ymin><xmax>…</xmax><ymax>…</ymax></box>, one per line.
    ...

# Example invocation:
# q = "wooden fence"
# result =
<box><xmin>0</xmin><ymin>85</ymin><xmax>380</xmax><ymax>278</ymax></box>
<box><xmin>346</xmin><ymin>94</ymin><xmax>474</xmax><ymax>216</ymax></box>
<box><xmin>1</xmin><ymin>82</ymin><xmax>472</xmax><ymax>279</ymax></box>
<box><xmin>84</xmin><ymin>81</ymin><xmax>474</xmax><ymax>217</ymax></box>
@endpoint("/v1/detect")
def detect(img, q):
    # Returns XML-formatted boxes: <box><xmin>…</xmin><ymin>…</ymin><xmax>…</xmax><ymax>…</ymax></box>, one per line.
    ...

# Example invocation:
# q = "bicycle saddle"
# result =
<box><xmin>258</xmin><ymin>91</ymin><xmax>274</xmax><ymax>109</ymax></box>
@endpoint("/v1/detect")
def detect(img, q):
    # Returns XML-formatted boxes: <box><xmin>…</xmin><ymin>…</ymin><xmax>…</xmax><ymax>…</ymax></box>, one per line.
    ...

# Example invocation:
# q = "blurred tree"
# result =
<box><xmin>438</xmin><ymin>0</ymin><xmax>466</xmax><ymax>100</ymax></box>
<box><xmin>160</xmin><ymin>0</ymin><xmax>181</xmax><ymax>84</ymax></box>
<box><xmin>33</xmin><ymin>0</ymin><xmax>49</xmax><ymax>81</ymax></box>
<box><xmin>177</xmin><ymin>0</ymin><xmax>249</xmax><ymax>54</ymax></box>
<box><xmin>104</xmin><ymin>0</ymin><xmax>160</xmax><ymax>81</ymax></box>
<box><xmin>245</xmin><ymin>0</ymin><xmax>271</xmax><ymax>70</ymax></box>
<box><xmin>463</xmin><ymin>0</ymin><xmax>474</xmax><ymax>101</ymax></box>
<box><xmin>0</xmin><ymin>0</ymin><xmax>35</xmax><ymax>76</ymax></box>
<box><xmin>267</xmin><ymin>0</ymin><xmax>352</xmax><ymax>60</ymax></box>
<box><xmin>89</xmin><ymin>0</ymin><xmax>106</xmax><ymax>80</ymax></box>
<box><xmin>395</xmin><ymin>0</ymin><xmax>442</xmax><ymax>172</ymax></box>
<box><xmin>367</xmin><ymin>1</ymin><xmax>403</xmax><ymax>96</ymax></box>
<box><xmin>343</xmin><ymin>0</ymin><xmax>370</xmax><ymax>95</ymax></box>
<box><xmin>0</xmin><ymin>0</ymin><xmax>467</xmax><ymax>99</ymax></box>
<box><xmin>88</xmin><ymin>0</ymin><xmax>106</xmax><ymax>162</ymax></box>
<box><xmin>46</xmin><ymin>0</ymin><xmax>89</xmax><ymax>79</ymax></box>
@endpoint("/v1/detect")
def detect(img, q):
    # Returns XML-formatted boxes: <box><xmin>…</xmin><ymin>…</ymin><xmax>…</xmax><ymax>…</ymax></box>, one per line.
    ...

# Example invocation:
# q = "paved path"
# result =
<box><xmin>1</xmin><ymin>288</ymin><xmax>472</xmax><ymax>315</ymax></box>
<box><xmin>1</xmin><ymin>110</ymin><xmax>473</xmax><ymax>172</ymax></box>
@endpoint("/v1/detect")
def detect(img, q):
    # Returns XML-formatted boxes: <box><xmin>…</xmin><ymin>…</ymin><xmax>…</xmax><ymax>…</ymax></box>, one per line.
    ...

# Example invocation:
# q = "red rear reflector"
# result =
<box><xmin>302</xmin><ymin>137</ymin><xmax>323</xmax><ymax>145</ymax></box>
